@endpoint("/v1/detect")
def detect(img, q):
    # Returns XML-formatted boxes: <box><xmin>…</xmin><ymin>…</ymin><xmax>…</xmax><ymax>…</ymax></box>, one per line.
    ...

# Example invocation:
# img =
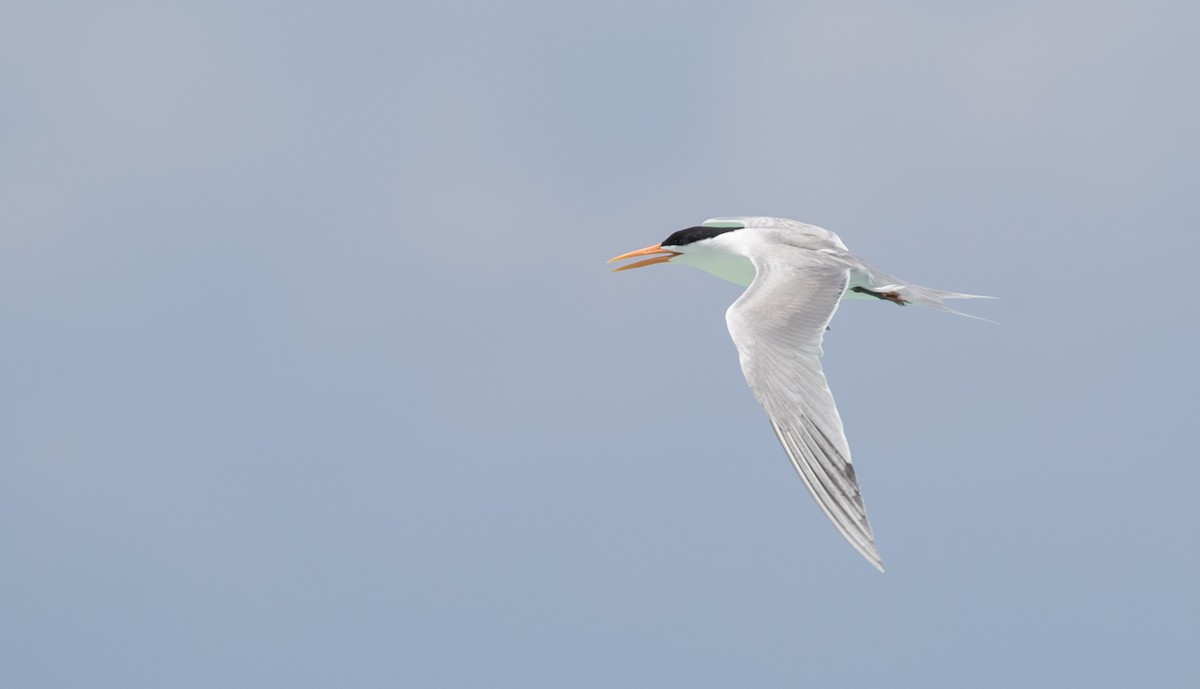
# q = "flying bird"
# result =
<box><xmin>609</xmin><ymin>216</ymin><xmax>990</xmax><ymax>572</ymax></box>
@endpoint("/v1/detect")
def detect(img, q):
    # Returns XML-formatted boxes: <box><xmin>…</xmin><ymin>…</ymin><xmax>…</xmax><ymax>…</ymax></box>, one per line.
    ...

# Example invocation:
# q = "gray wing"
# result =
<box><xmin>725</xmin><ymin>248</ymin><xmax>884</xmax><ymax>572</ymax></box>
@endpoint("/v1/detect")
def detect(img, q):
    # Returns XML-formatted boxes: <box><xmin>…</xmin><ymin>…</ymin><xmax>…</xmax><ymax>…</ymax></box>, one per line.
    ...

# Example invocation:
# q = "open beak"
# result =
<box><xmin>607</xmin><ymin>244</ymin><xmax>681</xmax><ymax>272</ymax></box>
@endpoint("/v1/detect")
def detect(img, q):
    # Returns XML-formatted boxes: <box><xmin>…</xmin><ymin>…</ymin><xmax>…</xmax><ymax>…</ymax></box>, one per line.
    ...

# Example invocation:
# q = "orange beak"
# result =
<box><xmin>607</xmin><ymin>244</ymin><xmax>681</xmax><ymax>272</ymax></box>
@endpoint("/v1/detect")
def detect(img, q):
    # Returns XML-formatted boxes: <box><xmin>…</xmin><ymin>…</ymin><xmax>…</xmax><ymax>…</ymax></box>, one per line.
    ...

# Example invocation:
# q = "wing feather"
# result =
<box><xmin>725</xmin><ymin>248</ymin><xmax>884</xmax><ymax>572</ymax></box>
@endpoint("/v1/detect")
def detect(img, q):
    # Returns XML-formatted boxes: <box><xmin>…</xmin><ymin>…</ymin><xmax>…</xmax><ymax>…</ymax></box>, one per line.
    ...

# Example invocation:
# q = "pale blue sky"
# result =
<box><xmin>3</xmin><ymin>1</ymin><xmax>1198</xmax><ymax>687</ymax></box>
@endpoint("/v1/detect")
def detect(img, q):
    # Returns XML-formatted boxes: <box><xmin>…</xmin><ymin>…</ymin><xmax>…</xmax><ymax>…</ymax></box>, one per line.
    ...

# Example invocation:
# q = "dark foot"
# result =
<box><xmin>851</xmin><ymin>286</ymin><xmax>909</xmax><ymax>306</ymax></box>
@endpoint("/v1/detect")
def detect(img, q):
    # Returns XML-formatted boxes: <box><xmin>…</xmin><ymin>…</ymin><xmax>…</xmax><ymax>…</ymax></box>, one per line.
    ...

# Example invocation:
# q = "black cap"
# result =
<box><xmin>661</xmin><ymin>224</ymin><xmax>743</xmax><ymax>247</ymax></box>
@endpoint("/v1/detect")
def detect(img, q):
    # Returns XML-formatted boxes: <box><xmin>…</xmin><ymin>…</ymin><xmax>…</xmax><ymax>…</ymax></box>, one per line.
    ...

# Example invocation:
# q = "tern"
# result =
<box><xmin>609</xmin><ymin>216</ymin><xmax>990</xmax><ymax>572</ymax></box>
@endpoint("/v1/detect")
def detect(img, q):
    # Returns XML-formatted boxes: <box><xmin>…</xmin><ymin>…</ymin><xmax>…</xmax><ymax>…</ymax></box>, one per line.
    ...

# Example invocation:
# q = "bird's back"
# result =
<box><xmin>704</xmin><ymin>216</ymin><xmax>850</xmax><ymax>254</ymax></box>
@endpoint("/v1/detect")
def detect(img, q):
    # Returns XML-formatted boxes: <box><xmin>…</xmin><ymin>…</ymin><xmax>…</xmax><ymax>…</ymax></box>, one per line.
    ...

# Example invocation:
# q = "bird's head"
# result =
<box><xmin>608</xmin><ymin>220</ymin><xmax>746</xmax><ymax>272</ymax></box>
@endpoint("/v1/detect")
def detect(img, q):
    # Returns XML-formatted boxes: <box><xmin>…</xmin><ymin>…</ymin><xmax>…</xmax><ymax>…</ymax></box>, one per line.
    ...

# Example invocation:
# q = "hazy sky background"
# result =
<box><xmin>3</xmin><ymin>1</ymin><xmax>1198</xmax><ymax>687</ymax></box>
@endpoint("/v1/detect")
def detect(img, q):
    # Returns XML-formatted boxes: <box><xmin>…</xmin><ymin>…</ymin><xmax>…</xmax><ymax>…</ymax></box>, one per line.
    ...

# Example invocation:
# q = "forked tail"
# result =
<box><xmin>850</xmin><ymin>261</ymin><xmax>995</xmax><ymax>320</ymax></box>
<box><xmin>893</xmin><ymin>284</ymin><xmax>994</xmax><ymax>320</ymax></box>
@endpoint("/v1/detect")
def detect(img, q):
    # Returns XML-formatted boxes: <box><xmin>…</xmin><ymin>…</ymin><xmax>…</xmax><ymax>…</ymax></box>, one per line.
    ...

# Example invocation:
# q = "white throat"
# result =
<box><xmin>672</xmin><ymin>241</ymin><xmax>756</xmax><ymax>287</ymax></box>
